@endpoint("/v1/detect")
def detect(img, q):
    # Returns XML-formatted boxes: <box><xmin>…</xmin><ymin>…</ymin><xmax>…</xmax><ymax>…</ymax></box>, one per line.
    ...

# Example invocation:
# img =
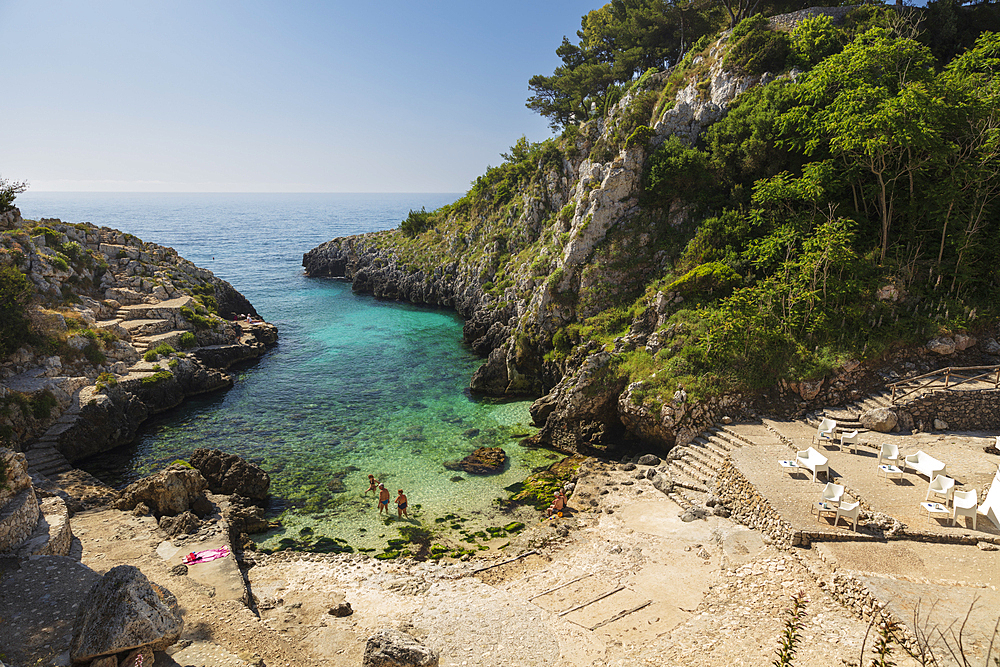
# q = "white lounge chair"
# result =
<box><xmin>796</xmin><ymin>446</ymin><xmax>830</xmax><ymax>482</ymax></box>
<box><xmin>878</xmin><ymin>443</ymin><xmax>901</xmax><ymax>467</ymax></box>
<box><xmin>904</xmin><ymin>450</ymin><xmax>947</xmax><ymax>481</ymax></box>
<box><xmin>836</xmin><ymin>500</ymin><xmax>861</xmax><ymax>530</ymax></box>
<box><xmin>813</xmin><ymin>418</ymin><xmax>837</xmax><ymax>446</ymax></box>
<box><xmin>952</xmin><ymin>489</ymin><xmax>978</xmax><ymax>529</ymax></box>
<box><xmin>926</xmin><ymin>475</ymin><xmax>955</xmax><ymax>506</ymax></box>
<box><xmin>841</xmin><ymin>430</ymin><xmax>861</xmax><ymax>453</ymax></box>
<box><xmin>821</xmin><ymin>482</ymin><xmax>844</xmax><ymax>507</ymax></box>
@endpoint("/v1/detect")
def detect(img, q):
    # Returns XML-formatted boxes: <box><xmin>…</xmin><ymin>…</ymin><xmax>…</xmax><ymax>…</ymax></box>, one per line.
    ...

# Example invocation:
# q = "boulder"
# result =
<box><xmin>158</xmin><ymin>511</ymin><xmax>201</xmax><ymax>537</ymax></box>
<box><xmin>954</xmin><ymin>333</ymin><xmax>977</xmax><ymax>351</ymax></box>
<box><xmin>363</xmin><ymin>628</ymin><xmax>439</xmax><ymax>667</ymax></box>
<box><xmin>636</xmin><ymin>454</ymin><xmax>661</xmax><ymax>466</ymax></box>
<box><xmin>934</xmin><ymin>418</ymin><xmax>949</xmax><ymax>431</ymax></box>
<box><xmin>113</xmin><ymin>465</ymin><xmax>208</xmax><ymax>517</ymax></box>
<box><xmin>328</xmin><ymin>602</ymin><xmax>353</xmax><ymax>617</ymax></box>
<box><xmin>986</xmin><ymin>338</ymin><xmax>1000</xmax><ymax>356</ymax></box>
<box><xmin>680</xmin><ymin>506</ymin><xmax>710</xmax><ymax>522</ymax></box>
<box><xmin>797</xmin><ymin>378</ymin><xmax>824</xmax><ymax>401</ymax></box>
<box><xmin>443</xmin><ymin>447</ymin><xmax>507</xmax><ymax>475</ymax></box>
<box><xmin>225</xmin><ymin>495</ymin><xmax>269</xmax><ymax>534</ymax></box>
<box><xmin>927</xmin><ymin>337</ymin><xmax>956</xmax><ymax>355</ymax></box>
<box><xmin>651</xmin><ymin>473</ymin><xmax>674</xmax><ymax>495</ymax></box>
<box><xmin>69</xmin><ymin>565</ymin><xmax>183</xmax><ymax>663</ymax></box>
<box><xmin>859</xmin><ymin>407</ymin><xmax>898</xmax><ymax>433</ymax></box>
<box><xmin>189</xmin><ymin>449</ymin><xmax>270</xmax><ymax>500</ymax></box>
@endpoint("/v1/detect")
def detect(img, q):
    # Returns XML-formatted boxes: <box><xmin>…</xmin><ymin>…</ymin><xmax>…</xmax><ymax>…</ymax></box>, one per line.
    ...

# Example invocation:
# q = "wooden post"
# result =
<box><xmin>944</xmin><ymin>368</ymin><xmax>951</xmax><ymax>389</ymax></box>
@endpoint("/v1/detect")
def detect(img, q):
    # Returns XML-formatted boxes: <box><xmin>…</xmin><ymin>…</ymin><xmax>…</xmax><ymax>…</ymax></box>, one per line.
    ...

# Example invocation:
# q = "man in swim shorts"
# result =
<box><xmin>378</xmin><ymin>484</ymin><xmax>390</xmax><ymax>514</ymax></box>
<box><xmin>396</xmin><ymin>489</ymin><xmax>408</xmax><ymax>518</ymax></box>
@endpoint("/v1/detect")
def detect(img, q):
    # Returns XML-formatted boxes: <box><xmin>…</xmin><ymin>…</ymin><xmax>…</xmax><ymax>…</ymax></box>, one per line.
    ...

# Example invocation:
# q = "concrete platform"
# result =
<box><xmin>742</xmin><ymin>422</ymin><xmax>1000</xmax><ymax>541</ymax></box>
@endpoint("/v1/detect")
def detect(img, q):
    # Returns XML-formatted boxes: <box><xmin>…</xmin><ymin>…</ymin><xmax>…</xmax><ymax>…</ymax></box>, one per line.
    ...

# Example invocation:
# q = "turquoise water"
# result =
<box><xmin>16</xmin><ymin>193</ymin><xmax>556</xmax><ymax>551</ymax></box>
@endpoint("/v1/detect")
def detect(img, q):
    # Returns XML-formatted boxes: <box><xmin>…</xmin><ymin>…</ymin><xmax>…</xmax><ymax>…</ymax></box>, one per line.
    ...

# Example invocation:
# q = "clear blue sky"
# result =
<box><xmin>0</xmin><ymin>0</ymin><xmax>599</xmax><ymax>193</ymax></box>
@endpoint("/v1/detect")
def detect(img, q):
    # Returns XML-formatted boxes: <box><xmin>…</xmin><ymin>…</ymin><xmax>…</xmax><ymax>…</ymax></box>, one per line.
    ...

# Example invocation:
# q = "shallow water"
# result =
<box><xmin>17</xmin><ymin>192</ymin><xmax>556</xmax><ymax>552</ymax></box>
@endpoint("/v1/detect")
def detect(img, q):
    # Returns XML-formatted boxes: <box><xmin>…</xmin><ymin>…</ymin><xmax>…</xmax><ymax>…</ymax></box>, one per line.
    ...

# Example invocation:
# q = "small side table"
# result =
<box><xmin>877</xmin><ymin>464</ymin><xmax>903</xmax><ymax>482</ymax></box>
<box><xmin>813</xmin><ymin>501</ymin><xmax>838</xmax><ymax>523</ymax></box>
<box><xmin>920</xmin><ymin>501</ymin><xmax>950</xmax><ymax>522</ymax></box>
<box><xmin>779</xmin><ymin>460</ymin><xmax>799</xmax><ymax>476</ymax></box>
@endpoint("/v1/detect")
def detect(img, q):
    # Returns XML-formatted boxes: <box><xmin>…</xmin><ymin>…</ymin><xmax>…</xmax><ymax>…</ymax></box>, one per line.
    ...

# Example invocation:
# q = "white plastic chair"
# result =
<box><xmin>878</xmin><ymin>443</ymin><xmax>900</xmax><ymax>467</ymax></box>
<box><xmin>926</xmin><ymin>475</ymin><xmax>955</xmax><ymax>506</ymax></box>
<box><xmin>952</xmin><ymin>489</ymin><xmax>978</xmax><ymax>529</ymax></box>
<box><xmin>813</xmin><ymin>418</ymin><xmax>837</xmax><ymax>446</ymax></box>
<box><xmin>821</xmin><ymin>482</ymin><xmax>844</xmax><ymax>507</ymax></box>
<box><xmin>836</xmin><ymin>500</ymin><xmax>861</xmax><ymax>530</ymax></box>
<box><xmin>841</xmin><ymin>430</ymin><xmax>861</xmax><ymax>453</ymax></box>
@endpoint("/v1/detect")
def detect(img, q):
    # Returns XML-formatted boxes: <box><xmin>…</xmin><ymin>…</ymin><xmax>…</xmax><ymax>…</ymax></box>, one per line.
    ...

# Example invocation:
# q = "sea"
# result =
<box><xmin>15</xmin><ymin>192</ymin><xmax>556</xmax><ymax>554</ymax></box>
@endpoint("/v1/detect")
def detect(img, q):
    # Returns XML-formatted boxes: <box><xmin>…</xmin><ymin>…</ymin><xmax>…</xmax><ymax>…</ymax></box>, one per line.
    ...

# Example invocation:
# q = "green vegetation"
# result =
<box><xmin>0</xmin><ymin>177</ymin><xmax>28</xmax><ymax>214</ymax></box>
<box><xmin>141</xmin><ymin>370</ymin><xmax>174</xmax><ymax>386</ymax></box>
<box><xmin>0</xmin><ymin>265</ymin><xmax>33</xmax><ymax>355</ymax></box>
<box><xmin>178</xmin><ymin>331</ymin><xmax>197</xmax><ymax>349</ymax></box>
<box><xmin>143</xmin><ymin>343</ymin><xmax>176</xmax><ymax>362</ymax></box>
<box><xmin>180</xmin><ymin>306</ymin><xmax>213</xmax><ymax>330</ymax></box>
<box><xmin>95</xmin><ymin>372</ymin><xmax>118</xmax><ymax>391</ymax></box>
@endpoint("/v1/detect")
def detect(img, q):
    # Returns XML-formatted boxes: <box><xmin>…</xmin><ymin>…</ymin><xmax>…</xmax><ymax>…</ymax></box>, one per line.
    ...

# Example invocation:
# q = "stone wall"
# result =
<box><xmin>900</xmin><ymin>388</ymin><xmax>1000</xmax><ymax>431</ymax></box>
<box><xmin>828</xmin><ymin>572</ymin><xmax>919</xmax><ymax>654</ymax></box>
<box><xmin>769</xmin><ymin>6</ymin><xmax>852</xmax><ymax>31</ymax></box>
<box><xmin>0</xmin><ymin>488</ymin><xmax>40</xmax><ymax>554</ymax></box>
<box><xmin>716</xmin><ymin>459</ymin><xmax>796</xmax><ymax>548</ymax></box>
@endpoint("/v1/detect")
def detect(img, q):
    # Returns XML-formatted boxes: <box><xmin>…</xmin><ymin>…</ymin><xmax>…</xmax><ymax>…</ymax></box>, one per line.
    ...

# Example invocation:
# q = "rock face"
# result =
<box><xmin>189</xmin><ymin>448</ymin><xmax>270</xmax><ymax>500</ymax></box>
<box><xmin>69</xmin><ymin>565</ymin><xmax>183</xmax><ymax>663</ymax></box>
<box><xmin>113</xmin><ymin>465</ymin><xmax>209</xmax><ymax>517</ymax></box>
<box><xmin>225</xmin><ymin>495</ymin><xmax>270</xmax><ymax>534</ymax></box>
<box><xmin>363</xmin><ymin>628</ymin><xmax>439</xmax><ymax>667</ymax></box>
<box><xmin>860</xmin><ymin>407</ymin><xmax>898</xmax><ymax>433</ymax></box>
<box><xmin>445</xmin><ymin>447</ymin><xmax>507</xmax><ymax>475</ymax></box>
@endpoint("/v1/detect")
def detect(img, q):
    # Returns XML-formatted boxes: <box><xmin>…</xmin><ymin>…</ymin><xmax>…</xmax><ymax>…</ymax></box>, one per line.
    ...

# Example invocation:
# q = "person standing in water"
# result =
<box><xmin>396</xmin><ymin>489</ymin><xmax>408</xmax><ymax>519</ymax></box>
<box><xmin>364</xmin><ymin>474</ymin><xmax>378</xmax><ymax>502</ymax></box>
<box><xmin>378</xmin><ymin>484</ymin><xmax>390</xmax><ymax>515</ymax></box>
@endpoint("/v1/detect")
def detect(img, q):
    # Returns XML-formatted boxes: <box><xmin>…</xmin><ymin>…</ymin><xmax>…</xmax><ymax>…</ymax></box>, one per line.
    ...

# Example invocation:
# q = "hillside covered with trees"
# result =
<box><xmin>305</xmin><ymin>0</ymin><xmax>1000</xmax><ymax>453</ymax></box>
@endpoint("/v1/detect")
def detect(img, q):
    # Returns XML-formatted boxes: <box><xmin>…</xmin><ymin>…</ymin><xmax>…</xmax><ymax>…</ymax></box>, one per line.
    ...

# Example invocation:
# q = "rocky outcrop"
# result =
<box><xmin>69</xmin><ymin>565</ymin><xmax>183</xmax><ymax>664</ymax></box>
<box><xmin>363</xmin><ymin>628</ymin><xmax>439</xmax><ymax>667</ymax></box>
<box><xmin>112</xmin><ymin>465</ymin><xmax>209</xmax><ymax>517</ymax></box>
<box><xmin>189</xmin><ymin>448</ymin><xmax>270</xmax><ymax>500</ymax></box>
<box><xmin>444</xmin><ymin>446</ymin><xmax>507</xmax><ymax>475</ymax></box>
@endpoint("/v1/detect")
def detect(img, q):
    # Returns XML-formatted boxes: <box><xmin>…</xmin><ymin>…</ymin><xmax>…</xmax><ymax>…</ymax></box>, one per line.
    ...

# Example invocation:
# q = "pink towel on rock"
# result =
<box><xmin>183</xmin><ymin>547</ymin><xmax>229</xmax><ymax>564</ymax></box>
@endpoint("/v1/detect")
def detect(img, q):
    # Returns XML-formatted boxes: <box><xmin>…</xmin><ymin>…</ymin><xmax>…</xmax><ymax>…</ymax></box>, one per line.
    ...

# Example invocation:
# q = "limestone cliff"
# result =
<box><xmin>0</xmin><ymin>208</ymin><xmax>277</xmax><ymax>475</ymax></box>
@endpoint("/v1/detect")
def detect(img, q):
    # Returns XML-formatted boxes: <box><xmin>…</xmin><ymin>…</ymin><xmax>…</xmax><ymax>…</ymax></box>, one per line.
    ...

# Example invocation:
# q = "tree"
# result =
<box><xmin>0</xmin><ymin>177</ymin><xmax>28</xmax><ymax>214</ymax></box>
<box><xmin>0</xmin><ymin>265</ymin><xmax>33</xmax><ymax>355</ymax></box>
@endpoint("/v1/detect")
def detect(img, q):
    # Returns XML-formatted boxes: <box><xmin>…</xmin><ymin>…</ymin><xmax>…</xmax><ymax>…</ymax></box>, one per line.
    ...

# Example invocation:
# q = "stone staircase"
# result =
<box><xmin>23</xmin><ymin>398</ymin><xmax>80</xmax><ymax>479</ymax></box>
<box><xmin>113</xmin><ymin>295</ymin><xmax>197</xmax><ymax>354</ymax></box>
<box><xmin>806</xmin><ymin>388</ymin><xmax>895</xmax><ymax>433</ymax></box>
<box><xmin>659</xmin><ymin>425</ymin><xmax>755</xmax><ymax>507</ymax></box>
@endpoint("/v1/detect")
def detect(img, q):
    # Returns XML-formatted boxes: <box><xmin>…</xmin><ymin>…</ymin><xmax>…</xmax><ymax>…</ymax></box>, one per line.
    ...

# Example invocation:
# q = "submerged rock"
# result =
<box><xmin>443</xmin><ymin>446</ymin><xmax>507</xmax><ymax>475</ymax></box>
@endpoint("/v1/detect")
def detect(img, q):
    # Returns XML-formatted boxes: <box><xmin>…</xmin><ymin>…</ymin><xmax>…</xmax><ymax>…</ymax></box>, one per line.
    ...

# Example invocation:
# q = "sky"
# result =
<box><xmin>0</xmin><ymin>0</ymin><xmax>599</xmax><ymax>193</ymax></box>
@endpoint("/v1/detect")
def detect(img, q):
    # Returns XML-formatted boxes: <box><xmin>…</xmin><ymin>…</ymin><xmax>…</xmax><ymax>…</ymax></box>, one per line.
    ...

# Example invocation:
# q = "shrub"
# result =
<box><xmin>726</xmin><ymin>15</ymin><xmax>791</xmax><ymax>75</ymax></box>
<box><xmin>624</xmin><ymin>125</ymin><xmax>656</xmax><ymax>150</ymax></box>
<box><xmin>0</xmin><ymin>265</ymin><xmax>33</xmax><ymax>355</ymax></box>
<box><xmin>143</xmin><ymin>342</ymin><xmax>176</xmax><ymax>362</ymax></box>
<box><xmin>180</xmin><ymin>306</ymin><xmax>213</xmax><ymax>330</ymax></box>
<box><xmin>83</xmin><ymin>342</ymin><xmax>106</xmax><ymax>365</ymax></box>
<box><xmin>95</xmin><ymin>372</ymin><xmax>117</xmax><ymax>391</ymax></box>
<box><xmin>30</xmin><ymin>390</ymin><xmax>58</xmax><ymax>420</ymax></box>
<box><xmin>178</xmin><ymin>331</ymin><xmax>197</xmax><ymax>349</ymax></box>
<box><xmin>141</xmin><ymin>370</ymin><xmax>174</xmax><ymax>385</ymax></box>
<box><xmin>790</xmin><ymin>14</ymin><xmax>841</xmax><ymax>68</ymax></box>
<box><xmin>401</xmin><ymin>207</ymin><xmax>434</xmax><ymax>237</ymax></box>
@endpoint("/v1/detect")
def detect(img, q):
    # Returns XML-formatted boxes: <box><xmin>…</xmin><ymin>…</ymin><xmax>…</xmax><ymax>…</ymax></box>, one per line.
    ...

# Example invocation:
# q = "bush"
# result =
<box><xmin>95</xmin><ymin>372</ymin><xmax>117</xmax><ymax>391</ymax></box>
<box><xmin>401</xmin><ymin>207</ymin><xmax>434</xmax><ymax>237</ymax></box>
<box><xmin>180</xmin><ymin>306</ymin><xmax>213</xmax><ymax>330</ymax></box>
<box><xmin>141</xmin><ymin>370</ymin><xmax>174</xmax><ymax>385</ymax></box>
<box><xmin>726</xmin><ymin>15</ymin><xmax>791</xmax><ymax>75</ymax></box>
<box><xmin>143</xmin><ymin>343</ymin><xmax>176</xmax><ymax>362</ymax></box>
<box><xmin>178</xmin><ymin>331</ymin><xmax>197</xmax><ymax>349</ymax></box>
<box><xmin>30</xmin><ymin>390</ymin><xmax>58</xmax><ymax>420</ymax></box>
<box><xmin>0</xmin><ymin>265</ymin><xmax>33</xmax><ymax>356</ymax></box>
<box><xmin>790</xmin><ymin>14</ymin><xmax>841</xmax><ymax>68</ymax></box>
<box><xmin>643</xmin><ymin>136</ymin><xmax>714</xmax><ymax>208</ymax></box>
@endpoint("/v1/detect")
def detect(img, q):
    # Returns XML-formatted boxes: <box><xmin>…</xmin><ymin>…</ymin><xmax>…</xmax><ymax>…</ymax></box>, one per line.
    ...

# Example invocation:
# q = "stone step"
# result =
<box><xmin>685</xmin><ymin>444</ymin><xmax>726</xmax><ymax>473</ymax></box>
<box><xmin>702</xmin><ymin>435</ymin><xmax>735</xmax><ymax>459</ymax></box>
<box><xmin>119</xmin><ymin>318</ymin><xmax>172</xmax><ymax>336</ymax></box>
<box><xmin>13</xmin><ymin>496</ymin><xmax>72</xmax><ymax>558</ymax></box>
<box><xmin>138</xmin><ymin>330</ymin><xmax>188</xmax><ymax>351</ymax></box>
<box><xmin>668</xmin><ymin>459</ymin><xmax>713</xmax><ymax>488</ymax></box>
<box><xmin>679</xmin><ymin>453</ymin><xmax>718</xmax><ymax>481</ymax></box>
<box><xmin>717</xmin><ymin>425</ymin><xmax>757</xmax><ymax>447</ymax></box>
<box><xmin>116</xmin><ymin>295</ymin><xmax>195</xmax><ymax>321</ymax></box>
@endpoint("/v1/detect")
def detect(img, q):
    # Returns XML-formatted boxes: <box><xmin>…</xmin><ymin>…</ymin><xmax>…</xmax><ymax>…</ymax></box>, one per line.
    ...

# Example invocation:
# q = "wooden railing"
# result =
<box><xmin>889</xmin><ymin>365</ymin><xmax>1000</xmax><ymax>404</ymax></box>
